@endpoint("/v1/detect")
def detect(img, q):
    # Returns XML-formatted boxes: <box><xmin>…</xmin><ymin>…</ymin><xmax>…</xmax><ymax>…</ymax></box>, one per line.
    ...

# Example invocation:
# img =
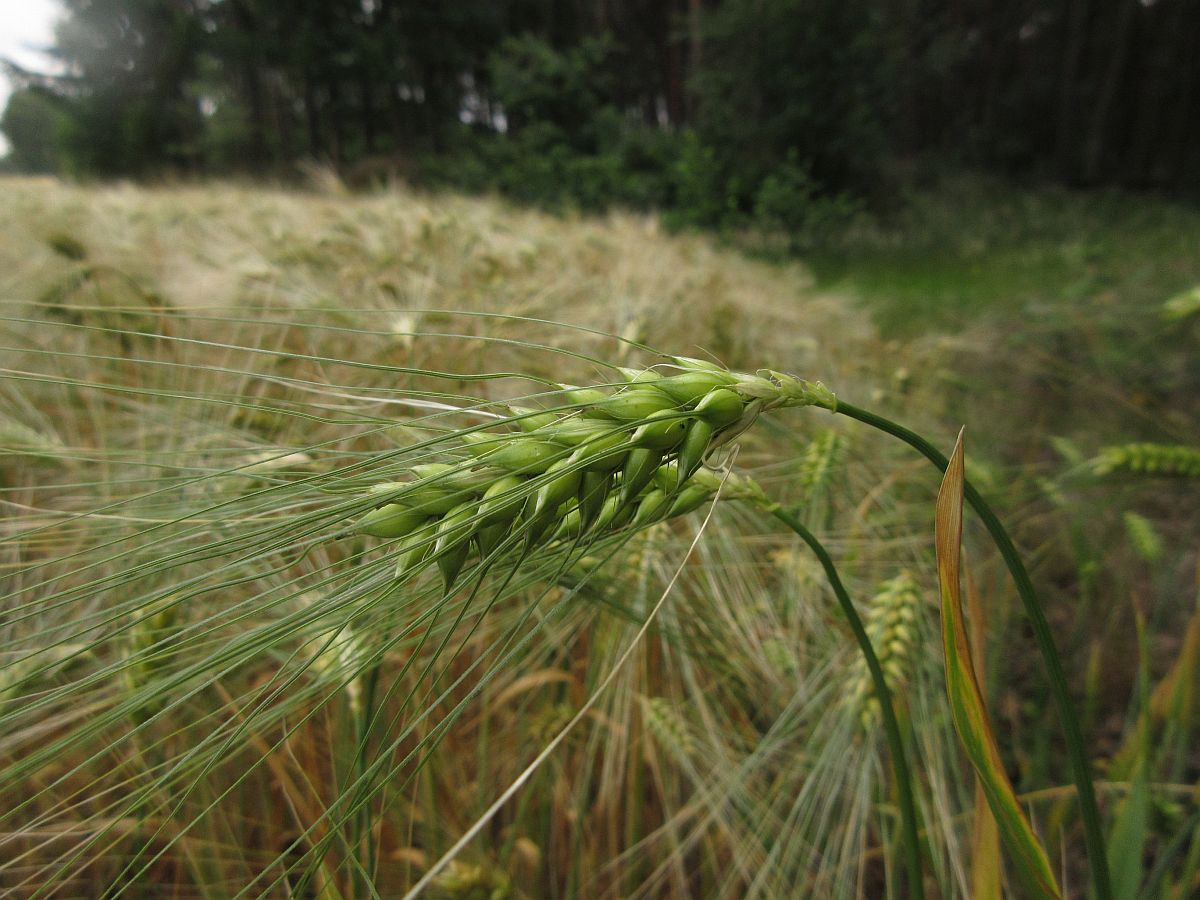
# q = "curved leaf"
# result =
<box><xmin>936</xmin><ymin>429</ymin><xmax>1061</xmax><ymax>899</ymax></box>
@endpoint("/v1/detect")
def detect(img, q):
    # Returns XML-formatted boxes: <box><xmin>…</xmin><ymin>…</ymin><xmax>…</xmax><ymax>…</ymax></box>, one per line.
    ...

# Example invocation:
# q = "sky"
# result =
<box><xmin>0</xmin><ymin>0</ymin><xmax>62</xmax><ymax>154</ymax></box>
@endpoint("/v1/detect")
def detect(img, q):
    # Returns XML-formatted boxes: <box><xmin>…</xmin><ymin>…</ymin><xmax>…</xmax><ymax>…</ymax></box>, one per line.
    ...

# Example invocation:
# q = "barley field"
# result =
<box><xmin>1</xmin><ymin>175</ymin><xmax>1197</xmax><ymax>898</ymax></box>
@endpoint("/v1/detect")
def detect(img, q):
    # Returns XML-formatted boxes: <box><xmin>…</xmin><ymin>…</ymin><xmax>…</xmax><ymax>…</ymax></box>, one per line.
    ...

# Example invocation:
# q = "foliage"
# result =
<box><xmin>0</xmin><ymin>86</ymin><xmax>69</xmax><ymax>174</ymax></box>
<box><xmin>935</xmin><ymin>434</ymin><xmax>1062</xmax><ymax>898</ymax></box>
<box><xmin>660</xmin><ymin>131</ymin><xmax>740</xmax><ymax>231</ymax></box>
<box><xmin>8</xmin><ymin>0</ymin><xmax>1200</xmax><ymax>215</ymax></box>
<box><xmin>690</xmin><ymin>0</ymin><xmax>892</xmax><ymax>198</ymax></box>
<box><xmin>489</xmin><ymin>35</ymin><xmax>617</xmax><ymax>148</ymax></box>
<box><xmin>751</xmin><ymin>153</ymin><xmax>867</xmax><ymax>249</ymax></box>
<box><xmin>48</xmin><ymin>0</ymin><xmax>205</xmax><ymax>174</ymax></box>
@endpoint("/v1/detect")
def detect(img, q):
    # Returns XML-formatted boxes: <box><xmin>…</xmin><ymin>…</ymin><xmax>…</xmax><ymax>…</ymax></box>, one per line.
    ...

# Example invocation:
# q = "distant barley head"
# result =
<box><xmin>844</xmin><ymin>571</ymin><xmax>922</xmax><ymax>732</ymax></box>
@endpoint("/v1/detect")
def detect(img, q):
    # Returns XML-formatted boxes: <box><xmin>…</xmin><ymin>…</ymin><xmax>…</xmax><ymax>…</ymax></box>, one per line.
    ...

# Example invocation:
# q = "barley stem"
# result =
<box><xmin>835</xmin><ymin>401</ymin><xmax>1113</xmax><ymax>900</ymax></box>
<box><xmin>357</xmin><ymin>661</ymin><xmax>384</xmax><ymax>894</ymax></box>
<box><xmin>767</xmin><ymin>504</ymin><xmax>926</xmax><ymax>900</ymax></box>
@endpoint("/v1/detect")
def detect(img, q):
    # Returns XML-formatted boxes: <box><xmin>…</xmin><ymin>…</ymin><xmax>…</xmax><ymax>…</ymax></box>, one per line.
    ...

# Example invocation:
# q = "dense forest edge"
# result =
<box><xmin>4</xmin><ymin>0</ymin><xmax>1200</xmax><ymax>239</ymax></box>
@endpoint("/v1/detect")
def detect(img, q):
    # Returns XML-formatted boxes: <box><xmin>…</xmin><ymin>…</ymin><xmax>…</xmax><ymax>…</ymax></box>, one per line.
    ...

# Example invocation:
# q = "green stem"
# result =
<box><xmin>767</xmin><ymin>504</ymin><xmax>926</xmax><ymax>900</ymax></box>
<box><xmin>835</xmin><ymin>400</ymin><xmax>1112</xmax><ymax>900</ymax></box>
<box><xmin>357</xmin><ymin>663</ymin><xmax>383</xmax><ymax>892</ymax></box>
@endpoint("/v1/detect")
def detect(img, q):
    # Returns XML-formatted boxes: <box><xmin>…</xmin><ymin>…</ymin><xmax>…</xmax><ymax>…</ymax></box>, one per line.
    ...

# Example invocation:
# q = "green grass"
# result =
<box><xmin>805</xmin><ymin>176</ymin><xmax>1200</xmax><ymax>337</ymax></box>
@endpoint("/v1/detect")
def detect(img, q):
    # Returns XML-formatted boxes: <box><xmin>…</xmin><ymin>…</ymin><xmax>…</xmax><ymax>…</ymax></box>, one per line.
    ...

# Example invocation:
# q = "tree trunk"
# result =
<box><xmin>329</xmin><ymin>78</ymin><xmax>345</xmax><ymax>165</ymax></box>
<box><xmin>1081</xmin><ymin>0</ymin><xmax>1136</xmax><ymax>184</ymax></box>
<box><xmin>1165</xmin><ymin>4</ymin><xmax>1200</xmax><ymax>186</ymax></box>
<box><xmin>305</xmin><ymin>77</ymin><xmax>321</xmax><ymax>158</ymax></box>
<box><xmin>1126</xmin><ymin>0</ymin><xmax>1185</xmax><ymax>185</ymax></box>
<box><xmin>661</xmin><ymin>0</ymin><xmax>686</xmax><ymax>125</ymax></box>
<box><xmin>232</xmin><ymin>0</ymin><xmax>267</xmax><ymax>170</ymax></box>
<box><xmin>360</xmin><ymin>74</ymin><xmax>375</xmax><ymax>156</ymax></box>
<box><xmin>1055</xmin><ymin>0</ymin><xmax>1091</xmax><ymax>180</ymax></box>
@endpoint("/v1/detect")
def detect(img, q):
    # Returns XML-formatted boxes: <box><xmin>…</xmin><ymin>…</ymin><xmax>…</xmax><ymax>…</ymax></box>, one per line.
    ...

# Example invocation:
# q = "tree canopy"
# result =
<box><xmin>4</xmin><ymin>0</ymin><xmax>1198</xmax><ymax>215</ymax></box>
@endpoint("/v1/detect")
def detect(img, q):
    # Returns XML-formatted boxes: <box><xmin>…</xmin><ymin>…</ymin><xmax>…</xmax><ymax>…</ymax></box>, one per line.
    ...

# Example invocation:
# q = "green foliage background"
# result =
<box><xmin>7</xmin><ymin>0</ymin><xmax>1200</xmax><ymax>225</ymax></box>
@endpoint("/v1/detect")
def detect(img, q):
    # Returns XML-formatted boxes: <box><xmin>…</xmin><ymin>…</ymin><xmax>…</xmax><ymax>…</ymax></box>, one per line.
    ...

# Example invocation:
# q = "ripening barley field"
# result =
<box><xmin>1</xmin><ymin>176</ymin><xmax>1197</xmax><ymax>898</ymax></box>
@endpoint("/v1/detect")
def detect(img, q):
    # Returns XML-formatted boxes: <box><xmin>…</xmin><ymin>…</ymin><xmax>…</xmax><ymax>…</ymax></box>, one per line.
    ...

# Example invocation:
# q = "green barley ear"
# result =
<box><xmin>369</xmin><ymin>466</ymin><xmax>495</xmax><ymax>515</ymax></box>
<box><xmin>1122</xmin><ymin>511</ymin><xmax>1163</xmax><ymax>563</ymax></box>
<box><xmin>431</xmin><ymin>859</ymin><xmax>513</xmax><ymax>898</ymax></box>
<box><xmin>1163</xmin><ymin>285</ymin><xmax>1200</xmax><ymax>320</ymax></box>
<box><xmin>568</xmin><ymin>431</ymin><xmax>629</xmax><ymax>471</ymax></box>
<box><xmin>1048</xmin><ymin>435</ymin><xmax>1085</xmax><ymax>466</ymax></box>
<box><xmin>352</xmin><ymin>357</ymin><xmax>825</xmax><ymax>599</ymax></box>
<box><xmin>477</xmin><ymin>475</ymin><xmax>528</xmax><ymax>526</ymax></box>
<box><xmin>555</xmin><ymin>383</ymin><xmax>609</xmax><ymax>406</ymax></box>
<box><xmin>669</xmin><ymin>354</ymin><xmax>727</xmax><ymax>373</ymax></box>
<box><xmin>577</xmin><ymin>470</ymin><xmax>610</xmax><ymax>528</ymax></box>
<box><xmin>631</xmin><ymin>488</ymin><xmax>672</xmax><ymax>528</ymax></box>
<box><xmin>45</xmin><ymin>231</ymin><xmax>88</xmax><ymax>260</ymax></box>
<box><xmin>460</xmin><ymin>432</ymin><xmax>562</xmax><ymax>474</ymax></box>
<box><xmin>796</xmin><ymin>428</ymin><xmax>849</xmax><ymax>527</ymax></box>
<box><xmin>506</xmin><ymin>405</ymin><xmax>559</xmax><ymax>431</ymax></box>
<box><xmin>532</xmin><ymin>459</ymin><xmax>583</xmax><ymax>517</ymax></box>
<box><xmin>0</xmin><ymin>414</ymin><xmax>66</xmax><ymax>465</ymax></box>
<box><xmin>592</xmin><ymin>491</ymin><xmax>635</xmax><ymax>532</ymax></box>
<box><xmin>675</xmin><ymin>418</ymin><xmax>715</xmax><ymax>486</ymax></box>
<box><xmin>693</xmin><ymin>388</ymin><xmax>744</xmax><ymax>426</ymax></box>
<box><xmin>1092</xmin><ymin>443</ymin><xmax>1200</xmax><ymax>478</ymax></box>
<box><xmin>616</xmin><ymin>365</ymin><xmax>662</xmax><ymax>384</ymax></box>
<box><xmin>551</xmin><ymin>505</ymin><xmax>583</xmax><ymax>541</ymax></box>
<box><xmin>354</xmin><ymin>503</ymin><xmax>430</xmax><ymax>539</ymax></box>
<box><xmin>798</xmin><ymin>430</ymin><xmax>848</xmax><ymax>496</ymax></box>
<box><xmin>394</xmin><ymin>521</ymin><xmax>439</xmax><ymax>580</ymax></box>
<box><xmin>526</xmin><ymin>702</ymin><xmax>576</xmax><ymax>747</ymax></box>
<box><xmin>534</xmin><ymin>416</ymin><xmax>613</xmax><ymax>446</ymax></box>
<box><xmin>125</xmin><ymin>599</ymin><xmax>184</xmax><ymax>725</ymax></box>
<box><xmin>767</xmin><ymin>371</ymin><xmax>838</xmax><ymax>410</ymax></box>
<box><xmin>707</xmin><ymin>398</ymin><xmax>765</xmax><ymax>453</ymax></box>
<box><xmin>639</xmin><ymin>695</ymin><xmax>694</xmax><ymax>759</ymax></box>
<box><xmin>588</xmin><ymin>388</ymin><xmax>679</xmax><ymax>421</ymax></box>
<box><xmin>475</xmin><ymin>475</ymin><xmax>527</xmax><ymax>555</ymax></box>
<box><xmin>630</xmin><ymin>410</ymin><xmax>688</xmax><ymax>450</ymax></box>
<box><xmin>667</xmin><ymin>482</ymin><xmax>714</xmax><ymax>517</ymax></box>
<box><xmin>653</xmin><ymin>370</ymin><xmax>739</xmax><ymax>403</ymax></box>
<box><xmin>619</xmin><ymin>447</ymin><xmax>663</xmax><ymax>505</ymax></box>
<box><xmin>434</xmin><ymin>500</ymin><xmax>480</xmax><ymax>590</ymax></box>
<box><xmin>844</xmin><ymin>572</ymin><xmax>922</xmax><ymax>732</ymax></box>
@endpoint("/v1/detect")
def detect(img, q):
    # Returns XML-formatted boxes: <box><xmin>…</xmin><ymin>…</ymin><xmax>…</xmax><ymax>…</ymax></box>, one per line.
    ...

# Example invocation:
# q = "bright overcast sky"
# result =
<box><xmin>0</xmin><ymin>0</ymin><xmax>63</xmax><ymax>153</ymax></box>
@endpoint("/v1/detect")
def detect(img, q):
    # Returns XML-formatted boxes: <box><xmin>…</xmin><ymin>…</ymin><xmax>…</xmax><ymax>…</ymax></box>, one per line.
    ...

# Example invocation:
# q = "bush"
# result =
<box><xmin>0</xmin><ymin>87</ymin><xmax>69</xmax><ymax>174</ymax></box>
<box><xmin>489</xmin><ymin>35</ymin><xmax>616</xmax><ymax>153</ymax></box>
<box><xmin>423</xmin><ymin>27</ymin><xmax>879</xmax><ymax>241</ymax></box>
<box><xmin>425</xmin><ymin>38</ymin><xmax>681</xmax><ymax>214</ymax></box>
<box><xmin>753</xmin><ymin>152</ymin><xmax>866</xmax><ymax>247</ymax></box>
<box><xmin>661</xmin><ymin>131</ymin><xmax>743</xmax><ymax>231</ymax></box>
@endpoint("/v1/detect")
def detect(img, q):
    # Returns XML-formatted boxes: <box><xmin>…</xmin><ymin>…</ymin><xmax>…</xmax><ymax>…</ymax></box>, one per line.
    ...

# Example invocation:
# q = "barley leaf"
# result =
<box><xmin>1108</xmin><ymin>612</ymin><xmax>1151</xmax><ymax>900</ymax></box>
<box><xmin>965</xmin><ymin>557</ymin><xmax>1002</xmax><ymax>900</ymax></box>
<box><xmin>935</xmin><ymin>429</ymin><xmax>1062</xmax><ymax>899</ymax></box>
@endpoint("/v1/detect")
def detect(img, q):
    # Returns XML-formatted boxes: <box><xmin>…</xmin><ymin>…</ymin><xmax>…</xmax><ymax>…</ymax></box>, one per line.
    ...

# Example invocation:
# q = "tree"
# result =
<box><xmin>44</xmin><ymin>0</ymin><xmax>206</xmax><ymax>174</ymax></box>
<box><xmin>1</xmin><ymin>85</ymin><xmax>68</xmax><ymax>173</ymax></box>
<box><xmin>690</xmin><ymin>0</ymin><xmax>895</xmax><ymax>200</ymax></box>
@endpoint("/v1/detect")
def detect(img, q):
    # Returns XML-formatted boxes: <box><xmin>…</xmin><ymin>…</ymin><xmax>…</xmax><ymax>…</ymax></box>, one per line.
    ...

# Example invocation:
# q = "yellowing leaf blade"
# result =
<box><xmin>936</xmin><ymin>429</ymin><xmax>1062</xmax><ymax>900</ymax></box>
<box><xmin>966</xmin><ymin>556</ymin><xmax>1002</xmax><ymax>900</ymax></box>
